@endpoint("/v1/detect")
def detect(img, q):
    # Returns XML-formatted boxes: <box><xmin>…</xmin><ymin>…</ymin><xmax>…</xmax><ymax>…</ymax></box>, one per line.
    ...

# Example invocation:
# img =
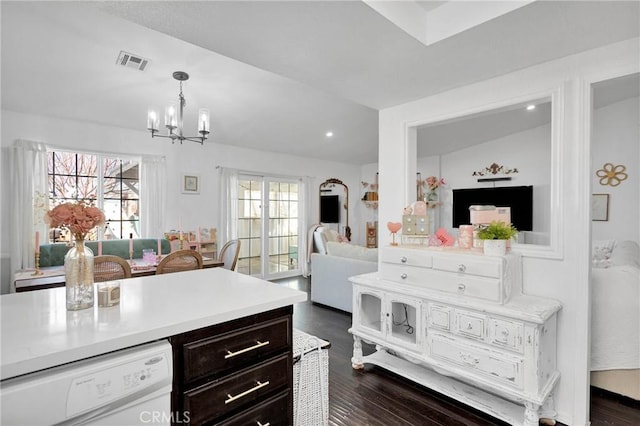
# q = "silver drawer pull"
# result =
<box><xmin>257</xmin><ymin>422</ymin><xmax>270</xmax><ymax>426</ymax></box>
<box><xmin>400</xmin><ymin>273</ymin><xmax>408</xmax><ymax>279</ymax></box>
<box><xmin>466</xmin><ymin>322</ymin><xmax>473</xmax><ymax>330</ymax></box>
<box><xmin>225</xmin><ymin>380</ymin><xmax>270</xmax><ymax>404</ymax></box>
<box><xmin>225</xmin><ymin>340</ymin><xmax>270</xmax><ymax>359</ymax></box>
<box><xmin>400</xmin><ymin>256</ymin><xmax>407</xmax><ymax>263</ymax></box>
<box><xmin>458</xmin><ymin>264</ymin><xmax>466</xmax><ymax>272</ymax></box>
<box><xmin>457</xmin><ymin>283</ymin><xmax>466</xmax><ymax>292</ymax></box>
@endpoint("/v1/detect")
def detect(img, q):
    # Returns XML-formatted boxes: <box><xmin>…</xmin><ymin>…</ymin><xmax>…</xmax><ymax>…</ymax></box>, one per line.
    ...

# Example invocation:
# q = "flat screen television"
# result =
<box><xmin>452</xmin><ymin>185</ymin><xmax>533</xmax><ymax>231</ymax></box>
<box><xmin>320</xmin><ymin>195</ymin><xmax>340</xmax><ymax>223</ymax></box>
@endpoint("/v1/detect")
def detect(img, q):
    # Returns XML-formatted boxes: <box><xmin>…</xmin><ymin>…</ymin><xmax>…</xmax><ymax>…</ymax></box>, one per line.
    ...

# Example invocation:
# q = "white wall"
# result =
<box><xmin>378</xmin><ymin>38</ymin><xmax>639</xmax><ymax>425</ymax></box>
<box><xmin>0</xmin><ymin>110</ymin><xmax>365</xmax><ymax>291</ymax></box>
<box><xmin>591</xmin><ymin>96</ymin><xmax>639</xmax><ymax>244</ymax></box>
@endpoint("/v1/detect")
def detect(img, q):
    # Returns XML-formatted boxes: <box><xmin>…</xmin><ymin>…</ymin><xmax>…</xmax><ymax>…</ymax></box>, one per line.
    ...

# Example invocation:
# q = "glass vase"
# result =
<box><xmin>65</xmin><ymin>239</ymin><xmax>94</xmax><ymax>310</ymax></box>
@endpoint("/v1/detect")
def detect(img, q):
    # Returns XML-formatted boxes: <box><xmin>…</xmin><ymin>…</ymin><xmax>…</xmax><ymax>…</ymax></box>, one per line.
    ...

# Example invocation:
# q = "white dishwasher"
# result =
<box><xmin>1</xmin><ymin>340</ymin><xmax>173</xmax><ymax>426</ymax></box>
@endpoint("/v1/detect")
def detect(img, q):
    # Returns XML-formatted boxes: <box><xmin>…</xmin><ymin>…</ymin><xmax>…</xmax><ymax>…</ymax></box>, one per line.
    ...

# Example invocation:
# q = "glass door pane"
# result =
<box><xmin>266</xmin><ymin>180</ymin><xmax>299</xmax><ymax>279</ymax></box>
<box><xmin>237</xmin><ymin>178</ymin><xmax>262</xmax><ymax>276</ymax></box>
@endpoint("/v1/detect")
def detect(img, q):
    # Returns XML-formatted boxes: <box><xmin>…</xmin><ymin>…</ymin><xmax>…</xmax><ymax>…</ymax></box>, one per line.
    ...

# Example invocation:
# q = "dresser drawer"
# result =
<box><xmin>453</xmin><ymin>310</ymin><xmax>486</xmax><ymax>341</ymax></box>
<box><xmin>432</xmin><ymin>255</ymin><xmax>502</xmax><ymax>278</ymax></box>
<box><xmin>182</xmin><ymin>317</ymin><xmax>290</xmax><ymax>384</ymax></box>
<box><xmin>185</xmin><ymin>353</ymin><xmax>290</xmax><ymax>425</ymax></box>
<box><xmin>427</xmin><ymin>304</ymin><xmax>451</xmax><ymax>331</ymax></box>
<box><xmin>381</xmin><ymin>247</ymin><xmax>432</xmax><ymax>268</ymax></box>
<box><xmin>428</xmin><ymin>334</ymin><xmax>523</xmax><ymax>389</ymax></box>
<box><xmin>215</xmin><ymin>389</ymin><xmax>290</xmax><ymax>426</ymax></box>
<box><xmin>379</xmin><ymin>265</ymin><xmax>503</xmax><ymax>302</ymax></box>
<box><xmin>488</xmin><ymin>317</ymin><xmax>524</xmax><ymax>353</ymax></box>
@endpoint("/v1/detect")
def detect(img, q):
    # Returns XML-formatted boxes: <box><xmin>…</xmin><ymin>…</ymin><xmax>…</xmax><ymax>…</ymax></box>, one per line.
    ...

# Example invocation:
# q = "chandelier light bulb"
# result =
<box><xmin>147</xmin><ymin>109</ymin><xmax>159</xmax><ymax>131</ymax></box>
<box><xmin>198</xmin><ymin>108</ymin><xmax>210</xmax><ymax>134</ymax></box>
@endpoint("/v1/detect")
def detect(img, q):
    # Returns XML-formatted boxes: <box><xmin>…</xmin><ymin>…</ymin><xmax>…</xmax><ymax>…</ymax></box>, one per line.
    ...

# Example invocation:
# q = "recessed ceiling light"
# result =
<box><xmin>526</xmin><ymin>104</ymin><xmax>536</xmax><ymax>111</ymax></box>
<box><xmin>325</xmin><ymin>131</ymin><xmax>334</xmax><ymax>138</ymax></box>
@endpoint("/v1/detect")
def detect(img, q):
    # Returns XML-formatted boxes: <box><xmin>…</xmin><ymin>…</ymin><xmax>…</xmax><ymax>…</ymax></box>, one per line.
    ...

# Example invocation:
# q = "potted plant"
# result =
<box><xmin>476</xmin><ymin>221</ymin><xmax>518</xmax><ymax>256</ymax></box>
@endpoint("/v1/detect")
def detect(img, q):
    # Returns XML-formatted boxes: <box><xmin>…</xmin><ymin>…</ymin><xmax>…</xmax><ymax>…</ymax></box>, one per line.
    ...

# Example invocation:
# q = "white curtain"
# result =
<box><xmin>11</xmin><ymin>140</ymin><xmax>49</xmax><ymax>276</ymax></box>
<box><xmin>299</xmin><ymin>177</ymin><xmax>312</xmax><ymax>277</ymax></box>
<box><xmin>140</xmin><ymin>155</ymin><xmax>166</xmax><ymax>238</ymax></box>
<box><xmin>218</xmin><ymin>167</ymin><xmax>239</xmax><ymax>245</ymax></box>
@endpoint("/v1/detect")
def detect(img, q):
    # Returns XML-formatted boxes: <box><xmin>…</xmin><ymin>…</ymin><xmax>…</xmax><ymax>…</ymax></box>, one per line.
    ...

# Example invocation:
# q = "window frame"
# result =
<box><xmin>46</xmin><ymin>149</ymin><xmax>141</xmax><ymax>242</ymax></box>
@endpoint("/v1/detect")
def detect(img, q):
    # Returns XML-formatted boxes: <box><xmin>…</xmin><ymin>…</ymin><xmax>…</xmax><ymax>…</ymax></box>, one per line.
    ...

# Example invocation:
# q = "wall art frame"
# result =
<box><xmin>182</xmin><ymin>173</ymin><xmax>200</xmax><ymax>194</ymax></box>
<box><xmin>591</xmin><ymin>193</ymin><xmax>609</xmax><ymax>221</ymax></box>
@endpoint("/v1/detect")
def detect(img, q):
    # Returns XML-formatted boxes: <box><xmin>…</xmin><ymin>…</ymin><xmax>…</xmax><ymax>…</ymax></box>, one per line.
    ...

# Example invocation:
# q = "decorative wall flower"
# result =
<box><xmin>596</xmin><ymin>163</ymin><xmax>627</xmax><ymax>187</ymax></box>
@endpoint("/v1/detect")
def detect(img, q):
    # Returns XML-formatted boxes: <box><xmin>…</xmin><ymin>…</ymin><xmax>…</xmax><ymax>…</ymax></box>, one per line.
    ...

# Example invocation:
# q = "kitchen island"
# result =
<box><xmin>1</xmin><ymin>268</ymin><xmax>307</xmax><ymax>424</ymax></box>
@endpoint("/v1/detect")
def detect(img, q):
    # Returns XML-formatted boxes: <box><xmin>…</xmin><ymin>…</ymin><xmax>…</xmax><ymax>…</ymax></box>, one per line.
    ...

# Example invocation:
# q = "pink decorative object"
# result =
<box><xmin>435</xmin><ymin>228</ymin><xmax>455</xmax><ymax>246</ymax></box>
<box><xmin>44</xmin><ymin>202</ymin><xmax>106</xmax><ymax>240</ymax></box>
<box><xmin>413</xmin><ymin>201</ymin><xmax>427</xmax><ymax>215</ymax></box>
<box><xmin>469</xmin><ymin>206</ymin><xmax>511</xmax><ymax>225</ymax></box>
<box><xmin>387</xmin><ymin>222</ymin><xmax>402</xmax><ymax>234</ymax></box>
<box><xmin>387</xmin><ymin>222</ymin><xmax>402</xmax><ymax>246</ymax></box>
<box><xmin>403</xmin><ymin>206</ymin><xmax>413</xmax><ymax>215</ymax></box>
<box><xmin>97</xmin><ymin>240</ymin><xmax>103</xmax><ymax>256</ymax></box>
<box><xmin>458</xmin><ymin>225</ymin><xmax>474</xmax><ymax>249</ymax></box>
<box><xmin>428</xmin><ymin>234</ymin><xmax>442</xmax><ymax>246</ymax></box>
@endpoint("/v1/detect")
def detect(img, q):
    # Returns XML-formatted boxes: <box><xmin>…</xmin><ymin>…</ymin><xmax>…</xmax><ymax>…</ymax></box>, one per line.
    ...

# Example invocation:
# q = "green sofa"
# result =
<box><xmin>38</xmin><ymin>239</ymin><xmax>172</xmax><ymax>267</ymax></box>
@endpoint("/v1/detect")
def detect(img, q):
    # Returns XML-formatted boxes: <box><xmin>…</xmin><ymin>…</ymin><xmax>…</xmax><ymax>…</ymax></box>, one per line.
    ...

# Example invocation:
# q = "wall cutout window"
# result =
<box><xmin>47</xmin><ymin>150</ymin><xmax>140</xmax><ymax>242</ymax></box>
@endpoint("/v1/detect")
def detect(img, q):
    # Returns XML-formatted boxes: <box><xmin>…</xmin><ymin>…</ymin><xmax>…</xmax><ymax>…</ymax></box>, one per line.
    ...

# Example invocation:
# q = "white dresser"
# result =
<box><xmin>349</xmin><ymin>246</ymin><xmax>562</xmax><ymax>426</ymax></box>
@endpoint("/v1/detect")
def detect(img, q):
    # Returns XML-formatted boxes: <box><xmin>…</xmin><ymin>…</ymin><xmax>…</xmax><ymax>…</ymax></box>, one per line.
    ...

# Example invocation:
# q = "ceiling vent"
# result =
<box><xmin>116</xmin><ymin>50</ymin><xmax>150</xmax><ymax>71</ymax></box>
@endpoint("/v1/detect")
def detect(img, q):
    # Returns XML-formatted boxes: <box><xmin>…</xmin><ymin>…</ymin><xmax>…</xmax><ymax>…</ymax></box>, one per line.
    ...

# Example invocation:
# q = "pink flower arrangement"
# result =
<box><xmin>425</xmin><ymin>176</ymin><xmax>446</xmax><ymax>191</ymax></box>
<box><xmin>44</xmin><ymin>202</ymin><xmax>106</xmax><ymax>241</ymax></box>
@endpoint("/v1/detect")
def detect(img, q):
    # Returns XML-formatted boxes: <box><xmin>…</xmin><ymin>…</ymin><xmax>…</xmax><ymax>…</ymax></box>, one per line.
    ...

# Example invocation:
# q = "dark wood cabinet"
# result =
<box><xmin>170</xmin><ymin>306</ymin><xmax>294</xmax><ymax>425</ymax></box>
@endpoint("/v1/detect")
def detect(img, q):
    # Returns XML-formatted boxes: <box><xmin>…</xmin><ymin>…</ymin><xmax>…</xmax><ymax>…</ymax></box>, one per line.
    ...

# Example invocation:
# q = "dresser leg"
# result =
<box><xmin>523</xmin><ymin>402</ymin><xmax>540</xmax><ymax>426</ymax></box>
<box><xmin>523</xmin><ymin>402</ymin><xmax>541</xmax><ymax>426</ymax></box>
<box><xmin>539</xmin><ymin>393</ymin><xmax>557</xmax><ymax>425</ymax></box>
<box><xmin>351</xmin><ymin>335</ymin><xmax>364</xmax><ymax>369</ymax></box>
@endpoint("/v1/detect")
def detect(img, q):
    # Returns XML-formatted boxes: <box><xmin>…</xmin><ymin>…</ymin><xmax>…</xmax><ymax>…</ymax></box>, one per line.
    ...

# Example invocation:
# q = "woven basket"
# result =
<box><xmin>293</xmin><ymin>329</ymin><xmax>330</xmax><ymax>426</ymax></box>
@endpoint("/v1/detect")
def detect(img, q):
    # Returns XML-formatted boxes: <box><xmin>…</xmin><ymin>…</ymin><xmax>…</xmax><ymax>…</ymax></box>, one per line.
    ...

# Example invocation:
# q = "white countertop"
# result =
<box><xmin>1</xmin><ymin>268</ymin><xmax>307</xmax><ymax>380</ymax></box>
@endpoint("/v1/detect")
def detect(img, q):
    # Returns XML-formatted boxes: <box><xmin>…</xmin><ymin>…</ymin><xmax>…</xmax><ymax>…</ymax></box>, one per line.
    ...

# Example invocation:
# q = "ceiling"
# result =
<box><xmin>1</xmin><ymin>1</ymin><xmax>638</xmax><ymax>165</ymax></box>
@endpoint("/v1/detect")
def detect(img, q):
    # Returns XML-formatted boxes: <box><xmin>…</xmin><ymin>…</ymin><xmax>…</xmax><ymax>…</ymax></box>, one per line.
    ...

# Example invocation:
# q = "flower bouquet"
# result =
<box><xmin>45</xmin><ymin>202</ymin><xmax>106</xmax><ymax>310</ymax></box>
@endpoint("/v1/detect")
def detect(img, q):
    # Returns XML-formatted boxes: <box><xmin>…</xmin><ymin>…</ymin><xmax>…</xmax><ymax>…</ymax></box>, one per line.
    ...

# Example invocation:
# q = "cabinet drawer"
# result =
<box><xmin>454</xmin><ymin>310</ymin><xmax>486</xmax><ymax>340</ymax></box>
<box><xmin>185</xmin><ymin>354</ymin><xmax>290</xmax><ymax>425</ymax></box>
<box><xmin>183</xmin><ymin>317</ymin><xmax>290</xmax><ymax>384</ymax></box>
<box><xmin>432</xmin><ymin>255</ymin><xmax>502</xmax><ymax>278</ymax></box>
<box><xmin>379</xmin><ymin>265</ymin><xmax>503</xmax><ymax>303</ymax></box>
<box><xmin>428</xmin><ymin>334</ymin><xmax>523</xmax><ymax>389</ymax></box>
<box><xmin>215</xmin><ymin>390</ymin><xmax>290</xmax><ymax>426</ymax></box>
<box><xmin>427</xmin><ymin>304</ymin><xmax>451</xmax><ymax>331</ymax></box>
<box><xmin>488</xmin><ymin>318</ymin><xmax>524</xmax><ymax>353</ymax></box>
<box><xmin>381</xmin><ymin>247</ymin><xmax>432</xmax><ymax>268</ymax></box>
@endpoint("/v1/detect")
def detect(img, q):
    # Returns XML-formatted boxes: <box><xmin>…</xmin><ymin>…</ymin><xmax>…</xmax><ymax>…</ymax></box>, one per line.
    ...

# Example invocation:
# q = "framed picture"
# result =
<box><xmin>182</xmin><ymin>173</ymin><xmax>200</xmax><ymax>194</ymax></box>
<box><xmin>591</xmin><ymin>193</ymin><xmax>609</xmax><ymax>221</ymax></box>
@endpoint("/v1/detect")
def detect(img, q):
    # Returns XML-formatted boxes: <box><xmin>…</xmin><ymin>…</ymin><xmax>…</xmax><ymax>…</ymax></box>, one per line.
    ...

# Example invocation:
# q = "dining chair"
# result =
<box><xmin>218</xmin><ymin>239</ymin><xmax>241</xmax><ymax>271</ymax></box>
<box><xmin>156</xmin><ymin>249</ymin><xmax>203</xmax><ymax>275</ymax></box>
<box><xmin>94</xmin><ymin>255</ymin><xmax>132</xmax><ymax>282</ymax></box>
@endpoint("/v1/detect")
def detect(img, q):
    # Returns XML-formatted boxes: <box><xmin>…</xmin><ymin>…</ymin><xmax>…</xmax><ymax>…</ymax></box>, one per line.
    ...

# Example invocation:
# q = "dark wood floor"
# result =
<box><xmin>273</xmin><ymin>276</ymin><xmax>640</xmax><ymax>426</ymax></box>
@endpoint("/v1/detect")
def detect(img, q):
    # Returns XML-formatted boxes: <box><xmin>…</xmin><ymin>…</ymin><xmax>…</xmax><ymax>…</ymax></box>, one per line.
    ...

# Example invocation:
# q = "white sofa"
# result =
<box><xmin>310</xmin><ymin>234</ymin><xmax>378</xmax><ymax>313</ymax></box>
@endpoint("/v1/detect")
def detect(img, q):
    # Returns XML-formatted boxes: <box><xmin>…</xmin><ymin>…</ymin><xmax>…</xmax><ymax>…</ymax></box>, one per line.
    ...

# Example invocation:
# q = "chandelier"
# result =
<box><xmin>146</xmin><ymin>71</ymin><xmax>210</xmax><ymax>144</ymax></box>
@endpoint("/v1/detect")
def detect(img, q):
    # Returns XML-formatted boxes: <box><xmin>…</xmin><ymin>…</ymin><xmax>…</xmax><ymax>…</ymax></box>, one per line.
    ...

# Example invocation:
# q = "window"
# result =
<box><xmin>47</xmin><ymin>150</ymin><xmax>139</xmax><ymax>242</ymax></box>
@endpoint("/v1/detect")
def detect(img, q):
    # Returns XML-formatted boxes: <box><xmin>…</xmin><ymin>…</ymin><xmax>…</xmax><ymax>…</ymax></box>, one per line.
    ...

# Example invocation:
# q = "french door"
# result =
<box><xmin>236</xmin><ymin>175</ymin><xmax>301</xmax><ymax>279</ymax></box>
